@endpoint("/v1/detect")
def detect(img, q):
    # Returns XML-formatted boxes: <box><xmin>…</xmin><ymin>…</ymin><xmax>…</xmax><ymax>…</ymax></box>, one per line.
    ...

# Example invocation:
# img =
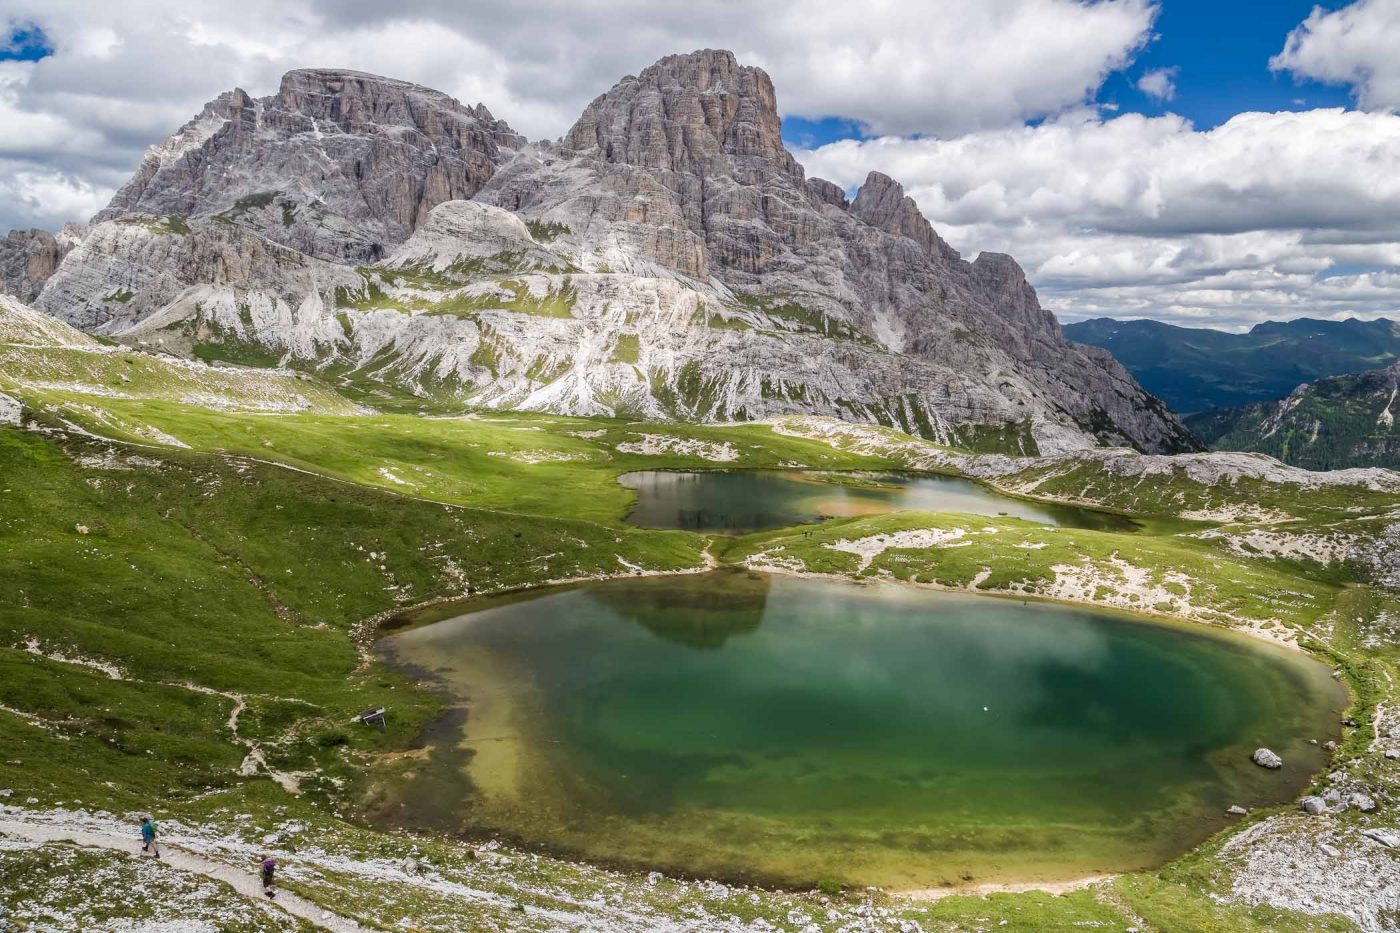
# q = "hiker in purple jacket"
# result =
<box><xmin>260</xmin><ymin>855</ymin><xmax>277</xmax><ymax>898</ymax></box>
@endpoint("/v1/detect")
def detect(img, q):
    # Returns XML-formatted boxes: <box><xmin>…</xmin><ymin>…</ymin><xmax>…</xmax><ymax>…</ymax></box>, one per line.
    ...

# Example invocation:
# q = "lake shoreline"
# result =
<box><xmin>742</xmin><ymin>561</ymin><xmax>1312</xmax><ymax>656</ymax></box>
<box><xmin>897</xmin><ymin>871</ymin><xmax>1120</xmax><ymax>901</ymax></box>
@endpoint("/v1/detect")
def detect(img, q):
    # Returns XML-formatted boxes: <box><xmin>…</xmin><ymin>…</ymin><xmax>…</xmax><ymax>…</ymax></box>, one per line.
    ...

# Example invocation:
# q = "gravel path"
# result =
<box><xmin>0</xmin><ymin>819</ymin><xmax>362</xmax><ymax>932</ymax></box>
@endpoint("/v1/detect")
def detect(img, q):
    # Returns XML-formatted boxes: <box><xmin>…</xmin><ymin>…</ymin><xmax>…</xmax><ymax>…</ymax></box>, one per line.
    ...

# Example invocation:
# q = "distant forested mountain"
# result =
<box><xmin>1185</xmin><ymin>360</ymin><xmax>1400</xmax><ymax>470</ymax></box>
<box><xmin>1064</xmin><ymin>317</ymin><xmax>1400</xmax><ymax>415</ymax></box>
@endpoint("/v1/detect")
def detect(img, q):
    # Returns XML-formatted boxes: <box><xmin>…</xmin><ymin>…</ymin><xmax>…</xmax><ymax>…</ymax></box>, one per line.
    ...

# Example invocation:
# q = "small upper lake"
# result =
<box><xmin>374</xmin><ymin>571</ymin><xmax>1342</xmax><ymax>890</ymax></box>
<box><xmin>619</xmin><ymin>469</ymin><xmax>1137</xmax><ymax>533</ymax></box>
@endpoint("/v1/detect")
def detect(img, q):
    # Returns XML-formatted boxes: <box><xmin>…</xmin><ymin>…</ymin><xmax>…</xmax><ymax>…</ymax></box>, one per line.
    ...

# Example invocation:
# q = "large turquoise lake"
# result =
<box><xmin>375</xmin><ymin>571</ymin><xmax>1343</xmax><ymax>889</ymax></box>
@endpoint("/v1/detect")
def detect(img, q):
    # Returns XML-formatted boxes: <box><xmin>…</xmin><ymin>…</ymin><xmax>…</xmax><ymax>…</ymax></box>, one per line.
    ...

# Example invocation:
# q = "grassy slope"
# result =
<box><xmin>1</xmin><ymin>343</ymin><xmax>359</xmax><ymax>416</ymax></box>
<box><xmin>724</xmin><ymin>511</ymin><xmax>1340</xmax><ymax>632</ymax></box>
<box><xmin>2</xmin><ymin>368</ymin><xmax>1395</xmax><ymax>929</ymax></box>
<box><xmin>12</xmin><ymin>398</ymin><xmax>894</xmax><ymax>523</ymax></box>
<box><xmin>0</xmin><ymin>422</ymin><xmax>702</xmax><ymax>809</ymax></box>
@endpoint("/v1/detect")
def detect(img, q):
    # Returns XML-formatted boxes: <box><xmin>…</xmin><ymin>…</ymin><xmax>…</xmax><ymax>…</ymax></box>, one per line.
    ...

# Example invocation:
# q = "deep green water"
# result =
<box><xmin>619</xmin><ymin>470</ymin><xmax>1137</xmax><ymax>533</ymax></box>
<box><xmin>377</xmin><ymin>572</ymin><xmax>1343</xmax><ymax>889</ymax></box>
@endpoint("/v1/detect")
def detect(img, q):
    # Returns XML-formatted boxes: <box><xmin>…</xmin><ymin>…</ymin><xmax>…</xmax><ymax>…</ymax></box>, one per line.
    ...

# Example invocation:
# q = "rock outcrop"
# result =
<box><xmin>35</xmin><ymin>50</ymin><xmax>1199</xmax><ymax>454</ymax></box>
<box><xmin>40</xmin><ymin>217</ymin><xmax>359</xmax><ymax>334</ymax></box>
<box><xmin>0</xmin><ymin>391</ymin><xmax>19</xmax><ymax>426</ymax></box>
<box><xmin>0</xmin><ymin>227</ymin><xmax>77</xmax><ymax>302</ymax></box>
<box><xmin>477</xmin><ymin>51</ymin><xmax>1198</xmax><ymax>452</ymax></box>
<box><xmin>850</xmin><ymin>171</ymin><xmax>960</xmax><ymax>263</ymax></box>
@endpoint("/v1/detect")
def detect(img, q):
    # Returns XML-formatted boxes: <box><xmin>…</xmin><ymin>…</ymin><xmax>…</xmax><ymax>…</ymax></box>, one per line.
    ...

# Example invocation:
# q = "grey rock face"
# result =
<box><xmin>0</xmin><ymin>391</ymin><xmax>20</xmax><ymax>426</ymax></box>
<box><xmin>39</xmin><ymin>218</ymin><xmax>358</xmax><ymax>334</ymax></box>
<box><xmin>0</xmin><ymin>227</ymin><xmax>76</xmax><ymax>301</ymax></box>
<box><xmin>481</xmin><ymin>50</ymin><xmax>1198</xmax><ymax>452</ymax></box>
<box><xmin>1253</xmin><ymin>748</ymin><xmax>1284</xmax><ymax>769</ymax></box>
<box><xmin>41</xmin><ymin>50</ymin><xmax>1197</xmax><ymax>453</ymax></box>
<box><xmin>850</xmin><ymin>171</ymin><xmax>960</xmax><ymax>263</ymax></box>
<box><xmin>93</xmin><ymin>69</ymin><xmax>523</xmax><ymax>265</ymax></box>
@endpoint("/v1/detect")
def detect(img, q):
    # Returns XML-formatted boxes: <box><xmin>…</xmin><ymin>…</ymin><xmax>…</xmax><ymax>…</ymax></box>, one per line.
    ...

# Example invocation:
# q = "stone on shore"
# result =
<box><xmin>1252</xmin><ymin>748</ymin><xmax>1283</xmax><ymax>769</ymax></box>
<box><xmin>1300</xmin><ymin>796</ymin><xmax>1327</xmax><ymax>815</ymax></box>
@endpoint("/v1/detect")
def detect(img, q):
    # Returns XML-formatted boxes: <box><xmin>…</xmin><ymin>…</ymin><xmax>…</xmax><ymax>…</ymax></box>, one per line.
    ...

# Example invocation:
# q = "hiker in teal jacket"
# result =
<box><xmin>140</xmin><ymin>816</ymin><xmax>160</xmax><ymax>858</ymax></box>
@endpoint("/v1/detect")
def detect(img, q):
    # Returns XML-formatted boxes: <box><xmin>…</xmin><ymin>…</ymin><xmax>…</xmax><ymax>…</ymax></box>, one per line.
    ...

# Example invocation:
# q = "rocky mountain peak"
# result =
<box><xmin>564</xmin><ymin>48</ymin><xmax>800</xmax><ymax>181</ymax></box>
<box><xmin>86</xmin><ymin>66</ymin><xmax>525</xmax><ymax>268</ymax></box>
<box><xmin>970</xmin><ymin>251</ymin><xmax>1061</xmax><ymax>340</ymax></box>
<box><xmin>272</xmin><ymin>68</ymin><xmax>521</xmax><ymax>148</ymax></box>
<box><xmin>31</xmin><ymin>49</ymin><xmax>1198</xmax><ymax>455</ymax></box>
<box><xmin>851</xmin><ymin>171</ymin><xmax>960</xmax><ymax>262</ymax></box>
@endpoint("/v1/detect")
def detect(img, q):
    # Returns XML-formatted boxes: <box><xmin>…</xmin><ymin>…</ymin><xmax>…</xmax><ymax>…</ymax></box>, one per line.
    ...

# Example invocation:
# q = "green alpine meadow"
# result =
<box><xmin>2</xmin><ymin>26</ymin><xmax>1399</xmax><ymax>933</ymax></box>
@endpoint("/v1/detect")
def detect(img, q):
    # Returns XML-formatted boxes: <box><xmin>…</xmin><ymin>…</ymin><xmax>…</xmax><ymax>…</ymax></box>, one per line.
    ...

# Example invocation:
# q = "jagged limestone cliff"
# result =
<box><xmin>31</xmin><ymin>50</ymin><xmax>1197</xmax><ymax>455</ymax></box>
<box><xmin>0</xmin><ymin>227</ymin><xmax>78</xmax><ymax>302</ymax></box>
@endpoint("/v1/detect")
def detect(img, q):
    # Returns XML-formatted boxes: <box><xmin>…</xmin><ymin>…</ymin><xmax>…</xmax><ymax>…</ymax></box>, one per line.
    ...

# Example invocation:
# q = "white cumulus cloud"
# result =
<box><xmin>1271</xmin><ymin>0</ymin><xmax>1400</xmax><ymax>110</ymax></box>
<box><xmin>1136</xmin><ymin>66</ymin><xmax>1176</xmax><ymax>101</ymax></box>
<box><xmin>2</xmin><ymin>0</ymin><xmax>1396</xmax><ymax>334</ymax></box>
<box><xmin>797</xmin><ymin>107</ymin><xmax>1400</xmax><ymax>329</ymax></box>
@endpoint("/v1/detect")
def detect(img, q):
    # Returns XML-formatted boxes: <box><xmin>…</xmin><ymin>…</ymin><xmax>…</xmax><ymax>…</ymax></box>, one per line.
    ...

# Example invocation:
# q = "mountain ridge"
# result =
<box><xmin>13</xmin><ymin>49</ymin><xmax>1197</xmax><ymax>454</ymax></box>
<box><xmin>1065</xmin><ymin>315</ymin><xmax>1400</xmax><ymax>415</ymax></box>
<box><xmin>1187</xmin><ymin>358</ymin><xmax>1400</xmax><ymax>470</ymax></box>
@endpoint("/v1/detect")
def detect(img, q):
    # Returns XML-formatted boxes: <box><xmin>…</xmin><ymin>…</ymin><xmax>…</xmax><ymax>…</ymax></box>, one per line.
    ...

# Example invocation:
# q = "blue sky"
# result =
<box><xmin>1098</xmin><ymin>0</ymin><xmax>1353</xmax><ymax>125</ymax></box>
<box><xmin>0</xmin><ymin>24</ymin><xmax>48</xmax><ymax>61</ymax></box>
<box><xmin>784</xmin><ymin>0</ymin><xmax>1400</xmax><ymax>329</ymax></box>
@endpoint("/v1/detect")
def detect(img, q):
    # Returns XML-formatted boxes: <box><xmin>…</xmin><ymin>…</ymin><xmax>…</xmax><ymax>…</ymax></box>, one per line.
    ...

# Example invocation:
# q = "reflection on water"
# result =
<box><xmin>619</xmin><ymin>470</ymin><xmax>1137</xmax><ymax>534</ymax></box>
<box><xmin>590</xmin><ymin>568</ymin><xmax>770</xmax><ymax>649</ymax></box>
<box><xmin>374</xmin><ymin>572</ymin><xmax>1343</xmax><ymax>889</ymax></box>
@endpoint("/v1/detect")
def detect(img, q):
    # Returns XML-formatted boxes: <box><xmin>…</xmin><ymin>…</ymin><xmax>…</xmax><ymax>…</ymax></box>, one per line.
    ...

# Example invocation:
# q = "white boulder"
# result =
<box><xmin>1349</xmin><ymin>793</ymin><xmax>1378</xmax><ymax>812</ymax></box>
<box><xmin>0</xmin><ymin>392</ymin><xmax>20</xmax><ymax>426</ymax></box>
